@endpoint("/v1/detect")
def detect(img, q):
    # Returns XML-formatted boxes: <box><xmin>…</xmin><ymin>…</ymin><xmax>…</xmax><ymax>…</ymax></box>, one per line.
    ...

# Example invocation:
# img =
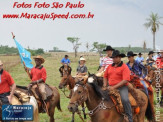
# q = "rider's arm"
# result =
<box><xmin>61</xmin><ymin>58</ymin><xmax>64</xmax><ymax>65</ymax></box>
<box><xmin>103</xmin><ymin>66</ymin><xmax>109</xmax><ymax>87</ymax></box>
<box><xmin>112</xmin><ymin>80</ymin><xmax>128</xmax><ymax>89</ymax></box>
<box><xmin>98</xmin><ymin>66</ymin><xmax>104</xmax><ymax>73</ymax></box>
<box><xmin>9</xmin><ymin>83</ymin><xmax>16</xmax><ymax>99</ymax></box>
<box><xmin>103</xmin><ymin>78</ymin><xmax>108</xmax><ymax>88</ymax></box>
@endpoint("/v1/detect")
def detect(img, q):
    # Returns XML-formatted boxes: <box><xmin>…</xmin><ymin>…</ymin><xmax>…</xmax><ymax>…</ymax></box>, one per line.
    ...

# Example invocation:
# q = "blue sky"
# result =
<box><xmin>0</xmin><ymin>0</ymin><xmax>163</xmax><ymax>52</ymax></box>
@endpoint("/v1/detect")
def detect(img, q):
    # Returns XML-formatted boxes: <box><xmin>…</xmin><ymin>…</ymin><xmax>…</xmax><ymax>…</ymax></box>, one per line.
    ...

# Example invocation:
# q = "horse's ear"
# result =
<box><xmin>83</xmin><ymin>77</ymin><xmax>88</xmax><ymax>84</ymax></box>
<box><xmin>88</xmin><ymin>71</ymin><xmax>90</xmax><ymax>76</ymax></box>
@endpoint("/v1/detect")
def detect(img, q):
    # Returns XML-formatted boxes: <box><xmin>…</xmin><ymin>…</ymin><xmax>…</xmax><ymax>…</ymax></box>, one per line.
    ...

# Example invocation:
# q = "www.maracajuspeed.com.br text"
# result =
<box><xmin>2</xmin><ymin>12</ymin><xmax>94</xmax><ymax>20</ymax></box>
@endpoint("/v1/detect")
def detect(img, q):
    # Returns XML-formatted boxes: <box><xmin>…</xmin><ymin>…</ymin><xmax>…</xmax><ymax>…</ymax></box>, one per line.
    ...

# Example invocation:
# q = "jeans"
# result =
<box><xmin>118</xmin><ymin>86</ymin><xmax>133</xmax><ymax>122</ymax></box>
<box><xmin>0</xmin><ymin>92</ymin><xmax>10</xmax><ymax>105</ymax></box>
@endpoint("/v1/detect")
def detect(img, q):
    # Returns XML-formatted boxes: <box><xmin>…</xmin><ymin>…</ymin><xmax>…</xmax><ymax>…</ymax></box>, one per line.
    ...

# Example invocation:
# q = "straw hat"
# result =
<box><xmin>33</xmin><ymin>55</ymin><xmax>45</xmax><ymax>64</ymax></box>
<box><xmin>80</xmin><ymin>57</ymin><xmax>86</xmax><ymax>61</ymax></box>
<box><xmin>0</xmin><ymin>60</ymin><xmax>3</xmax><ymax>65</ymax></box>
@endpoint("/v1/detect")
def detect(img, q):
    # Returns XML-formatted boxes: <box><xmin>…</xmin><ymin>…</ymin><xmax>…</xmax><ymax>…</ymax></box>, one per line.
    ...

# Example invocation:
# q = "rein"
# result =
<box><xmin>60</xmin><ymin>75</ymin><xmax>71</xmax><ymax>98</ymax></box>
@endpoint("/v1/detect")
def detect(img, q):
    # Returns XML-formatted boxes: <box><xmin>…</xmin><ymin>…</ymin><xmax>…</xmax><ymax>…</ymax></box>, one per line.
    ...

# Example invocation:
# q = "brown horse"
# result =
<box><xmin>68</xmin><ymin>74</ymin><xmax>153</xmax><ymax>122</ymax></box>
<box><xmin>147</xmin><ymin>66</ymin><xmax>163</xmax><ymax>106</ymax></box>
<box><xmin>16</xmin><ymin>85</ymin><xmax>62</xmax><ymax>122</ymax></box>
<box><xmin>58</xmin><ymin>66</ymin><xmax>87</xmax><ymax>120</ymax></box>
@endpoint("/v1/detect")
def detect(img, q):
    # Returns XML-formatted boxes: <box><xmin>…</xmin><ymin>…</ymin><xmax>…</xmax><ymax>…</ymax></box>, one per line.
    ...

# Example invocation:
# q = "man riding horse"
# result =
<box><xmin>103</xmin><ymin>50</ymin><xmax>133</xmax><ymax>122</ymax></box>
<box><xmin>0</xmin><ymin>60</ymin><xmax>16</xmax><ymax>105</ymax></box>
<box><xmin>59</xmin><ymin>55</ymin><xmax>72</xmax><ymax>77</ymax></box>
<box><xmin>28</xmin><ymin>55</ymin><xmax>48</xmax><ymax>112</ymax></box>
<box><xmin>126</xmin><ymin>51</ymin><xmax>149</xmax><ymax>94</ymax></box>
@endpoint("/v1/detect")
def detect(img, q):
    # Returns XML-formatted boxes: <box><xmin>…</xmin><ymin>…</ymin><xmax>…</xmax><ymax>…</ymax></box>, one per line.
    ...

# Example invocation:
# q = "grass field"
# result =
<box><xmin>0</xmin><ymin>53</ymin><xmax>163</xmax><ymax>122</ymax></box>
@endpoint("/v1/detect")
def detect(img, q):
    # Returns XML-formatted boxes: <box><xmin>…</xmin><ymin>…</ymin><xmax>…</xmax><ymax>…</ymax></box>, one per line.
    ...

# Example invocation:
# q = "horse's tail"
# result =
<box><xmin>145</xmin><ymin>98</ymin><xmax>153</xmax><ymax>121</ymax></box>
<box><xmin>57</xmin><ymin>99</ymin><xmax>62</xmax><ymax>112</ymax></box>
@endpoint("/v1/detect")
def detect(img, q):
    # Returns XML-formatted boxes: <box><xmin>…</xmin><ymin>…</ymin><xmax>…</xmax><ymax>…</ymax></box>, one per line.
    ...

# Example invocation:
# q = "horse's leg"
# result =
<box><xmin>81</xmin><ymin>103</ymin><xmax>86</xmax><ymax>119</ymax></box>
<box><xmin>49</xmin><ymin>105</ymin><xmax>55</xmax><ymax>122</ymax></box>
<box><xmin>71</xmin><ymin>113</ymin><xmax>75</xmax><ymax>122</ymax></box>
<box><xmin>148</xmin><ymin>91</ymin><xmax>155</xmax><ymax>121</ymax></box>
<box><xmin>161</xmin><ymin>89</ymin><xmax>163</xmax><ymax>106</ymax></box>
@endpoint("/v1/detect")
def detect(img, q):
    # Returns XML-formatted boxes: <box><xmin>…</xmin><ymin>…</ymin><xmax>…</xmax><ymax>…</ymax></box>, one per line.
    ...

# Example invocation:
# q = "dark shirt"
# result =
<box><xmin>126</xmin><ymin>60</ymin><xmax>147</xmax><ymax>78</ymax></box>
<box><xmin>77</xmin><ymin>65</ymin><xmax>87</xmax><ymax>73</ymax></box>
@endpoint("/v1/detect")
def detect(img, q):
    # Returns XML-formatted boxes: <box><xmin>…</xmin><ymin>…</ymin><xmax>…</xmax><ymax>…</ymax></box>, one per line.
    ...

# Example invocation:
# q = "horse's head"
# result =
<box><xmin>58</xmin><ymin>75</ymin><xmax>70</xmax><ymax>89</ymax></box>
<box><xmin>147</xmin><ymin>66</ymin><xmax>157</xmax><ymax>85</ymax></box>
<box><xmin>68</xmin><ymin>79</ymin><xmax>88</xmax><ymax>113</ymax></box>
<box><xmin>62</xmin><ymin>64</ymin><xmax>71</xmax><ymax>76</ymax></box>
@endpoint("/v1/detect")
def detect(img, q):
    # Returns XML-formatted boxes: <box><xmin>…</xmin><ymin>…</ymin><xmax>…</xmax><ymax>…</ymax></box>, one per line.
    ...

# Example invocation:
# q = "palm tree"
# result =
<box><xmin>144</xmin><ymin>12</ymin><xmax>163</xmax><ymax>50</ymax></box>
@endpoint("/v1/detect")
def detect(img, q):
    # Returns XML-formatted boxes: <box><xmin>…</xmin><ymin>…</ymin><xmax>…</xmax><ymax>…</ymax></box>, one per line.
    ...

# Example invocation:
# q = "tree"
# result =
<box><xmin>143</xmin><ymin>41</ymin><xmax>147</xmax><ymax>58</ymax></box>
<box><xmin>144</xmin><ymin>12</ymin><xmax>163</xmax><ymax>50</ymax></box>
<box><xmin>67</xmin><ymin>37</ymin><xmax>81</xmax><ymax>57</ymax></box>
<box><xmin>53</xmin><ymin>47</ymin><xmax>59</xmax><ymax>51</ymax></box>
<box><xmin>91</xmin><ymin>42</ymin><xmax>106</xmax><ymax>55</ymax></box>
<box><xmin>85</xmin><ymin>42</ymin><xmax>89</xmax><ymax>52</ymax></box>
<box><xmin>128</xmin><ymin>44</ymin><xmax>131</xmax><ymax>51</ymax></box>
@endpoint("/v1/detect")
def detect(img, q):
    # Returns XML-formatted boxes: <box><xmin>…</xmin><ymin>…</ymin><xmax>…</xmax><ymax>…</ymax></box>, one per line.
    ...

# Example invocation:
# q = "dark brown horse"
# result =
<box><xmin>147</xmin><ymin>66</ymin><xmax>163</xmax><ymax>106</ymax></box>
<box><xmin>68</xmin><ymin>74</ymin><xmax>153</xmax><ymax>122</ymax></box>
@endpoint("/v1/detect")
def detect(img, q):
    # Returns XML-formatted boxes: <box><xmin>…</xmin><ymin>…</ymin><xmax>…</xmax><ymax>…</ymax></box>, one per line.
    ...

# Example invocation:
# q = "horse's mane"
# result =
<box><xmin>75</xmin><ymin>77</ymin><xmax>110</xmax><ymax>101</ymax></box>
<box><xmin>88</xmin><ymin>81</ymin><xmax>110</xmax><ymax>101</ymax></box>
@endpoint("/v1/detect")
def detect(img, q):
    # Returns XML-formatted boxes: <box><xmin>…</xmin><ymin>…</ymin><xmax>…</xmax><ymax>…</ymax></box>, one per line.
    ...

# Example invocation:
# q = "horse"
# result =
<box><xmin>16</xmin><ymin>85</ymin><xmax>62</xmax><ymax>122</ymax></box>
<box><xmin>0</xmin><ymin>95</ymin><xmax>39</xmax><ymax>122</ymax></box>
<box><xmin>58</xmin><ymin>66</ymin><xmax>87</xmax><ymax>120</ymax></box>
<box><xmin>147</xmin><ymin>65</ymin><xmax>163</xmax><ymax>106</ymax></box>
<box><xmin>68</xmin><ymin>74</ymin><xmax>153</xmax><ymax>122</ymax></box>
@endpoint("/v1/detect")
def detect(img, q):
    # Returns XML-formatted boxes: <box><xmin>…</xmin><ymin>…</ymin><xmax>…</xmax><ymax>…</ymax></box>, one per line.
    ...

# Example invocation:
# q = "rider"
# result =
<box><xmin>59</xmin><ymin>55</ymin><xmax>71</xmax><ymax>77</ymax></box>
<box><xmin>0</xmin><ymin>60</ymin><xmax>16</xmax><ymax>105</ymax></box>
<box><xmin>103</xmin><ymin>50</ymin><xmax>133</xmax><ymax>122</ymax></box>
<box><xmin>135</xmin><ymin>53</ymin><xmax>144</xmax><ymax>64</ymax></box>
<box><xmin>155</xmin><ymin>50</ymin><xmax>163</xmax><ymax>69</ymax></box>
<box><xmin>97</xmin><ymin>45</ymin><xmax>114</xmax><ymax>76</ymax></box>
<box><xmin>29</xmin><ymin>56</ymin><xmax>47</xmax><ymax>103</ymax></box>
<box><xmin>76</xmin><ymin>57</ymin><xmax>87</xmax><ymax>77</ymax></box>
<box><xmin>126</xmin><ymin>51</ymin><xmax>148</xmax><ymax>94</ymax></box>
<box><xmin>146</xmin><ymin>51</ymin><xmax>155</xmax><ymax>67</ymax></box>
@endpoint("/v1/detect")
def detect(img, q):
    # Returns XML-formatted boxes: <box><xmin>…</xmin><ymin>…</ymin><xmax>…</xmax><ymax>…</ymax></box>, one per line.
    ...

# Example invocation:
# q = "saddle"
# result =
<box><xmin>109</xmin><ymin>85</ymin><xmax>140</xmax><ymax>114</ymax></box>
<box><xmin>30</xmin><ymin>83</ymin><xmax>53</xmax><ymax>101</ymax></box>
<box><xmin>130</xmin><ymin>75</ymin><xmax>153</xmax><ymax>95</ymax></box>
<box><xmin>10</xmin><ymin>89</ymin><xmax>30</xmax><ymax>105</ymax></box>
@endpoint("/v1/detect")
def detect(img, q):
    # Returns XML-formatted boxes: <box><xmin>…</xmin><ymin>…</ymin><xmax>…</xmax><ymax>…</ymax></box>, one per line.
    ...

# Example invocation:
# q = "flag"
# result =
<box><xmin>14</xmin><ymin>38</ymin><xmax>33</xmax><ymax>69</ymax></box>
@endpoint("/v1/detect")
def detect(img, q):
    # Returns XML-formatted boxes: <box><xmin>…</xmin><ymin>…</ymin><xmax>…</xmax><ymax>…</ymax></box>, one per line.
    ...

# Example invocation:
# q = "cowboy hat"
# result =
<box><xmin>0</xmin><ymin>60</ymin><xmax>3</xmax><ymax>65</ymax></box>
<box><xmin>80</xmin><ymin>57</ymin><xmax>86</xmax><ymax>61</ymax></box>
<box><xmin>127</xmin><ymin>51</ymin><xmax>137</xmax><ymax>57</ymax></box>
<box><xmin>33</xmin><ymin>55</ymin><xmax>45</xmax><ymax>64</ymax></box>
<box><xmin>138</xmin><ymin>52</ymin><xmax>143</xmax><ymax>55</ymax></box>
<box><xmin>103</xmin><ymin>45</ymin><xmax>114</xmax><ymax>51</ymax></box>
<box><xmin>148</xmin><ymin>51</ymin><xmax>154</xmax><ymax>55</ymax></box>
<box><xmin>111</xmin><ymin>50</ymin><xmax>126</xmax><ymax>58</ymax></box>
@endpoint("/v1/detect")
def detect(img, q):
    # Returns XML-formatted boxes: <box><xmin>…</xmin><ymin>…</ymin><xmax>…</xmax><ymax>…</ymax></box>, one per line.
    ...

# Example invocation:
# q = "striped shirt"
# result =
<box><xmin>102</xmin><ymin>57</ymin><xmax>113</xmax><ymax>71</ymax></box>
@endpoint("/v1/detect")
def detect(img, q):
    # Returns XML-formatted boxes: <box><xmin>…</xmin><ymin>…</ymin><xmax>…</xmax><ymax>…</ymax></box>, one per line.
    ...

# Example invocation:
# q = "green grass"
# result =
<box><xmin>2</xmin><ymin>53</ymin><xmax>163</xmax><ymax>122</ymax></box>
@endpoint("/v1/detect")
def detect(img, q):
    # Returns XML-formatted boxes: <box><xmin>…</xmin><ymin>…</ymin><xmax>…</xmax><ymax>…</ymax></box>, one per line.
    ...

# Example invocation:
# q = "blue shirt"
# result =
<box><xmin>135</xmin><ymin>56</ymin><xmax>144</xmax><ymax>64</ymax></box>
<box><xmin>126</xmin><ymin>60</ymin><xmax>147</xmax><ymax>79</ymax></box>
<box><xmin>61</xmin><ymin>58</ymin><xmax>70</xmax><ymax>64</ymax></box>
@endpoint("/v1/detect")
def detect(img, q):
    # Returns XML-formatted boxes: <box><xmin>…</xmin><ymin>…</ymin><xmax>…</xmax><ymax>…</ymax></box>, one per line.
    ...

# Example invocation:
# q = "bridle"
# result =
<box><xmin>69</xmin><ymin>83</ymin><xmax>115</xmax><ymax>117</ymax></box>
<box><xmin>60</xmin><ymin>75</ymin><xmax>71</xmax><ymax>98</ymax></box>
<box><xmin>69</xmin><ymin>84</ymin><xmax>87</xmax><ymax>106</ymax></box>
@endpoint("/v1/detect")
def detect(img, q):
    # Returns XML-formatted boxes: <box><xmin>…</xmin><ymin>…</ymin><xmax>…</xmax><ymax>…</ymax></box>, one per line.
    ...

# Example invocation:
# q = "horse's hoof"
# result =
<box><xmin>84</xmin><ymin>115</ymin><xmax>87</xmax><ymax>119</ymax></box>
